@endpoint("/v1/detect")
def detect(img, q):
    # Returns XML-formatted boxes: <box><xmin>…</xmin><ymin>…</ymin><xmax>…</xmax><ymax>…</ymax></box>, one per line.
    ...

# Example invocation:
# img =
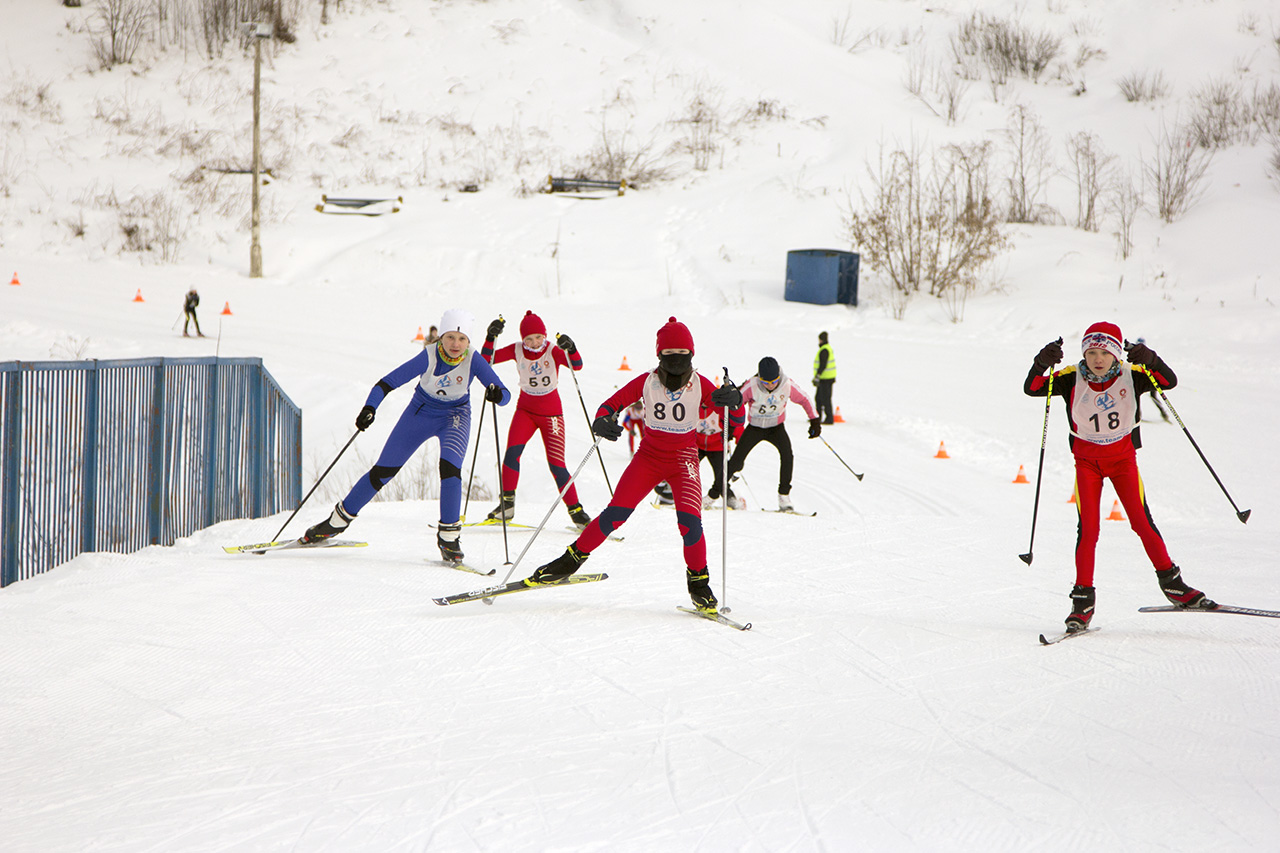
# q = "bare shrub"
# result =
<box><xmin>1250</xmin><ymin>82</ymin><xmax>1280</xmax><ymax>138</ymax></box>
<box><xmin>951</xmin><ymin>12</ymin><xmax>1062</xmax><ymax>86</ymax></box>
<box><xmin>1002</xmin><ymin>103</ymin><xmax>1057</xmax><ymax>224</ymax></box>
<box><xmin>673</xmin><ymin>83</ymin><xmax>723</xmax><ymax>171</ymax></box>
<box><xmin>843</xmin><ymin>140</ymin><xmax>1010</xmax><ymax>321</ymax></box>
<box><xmin>1117</xmin><ymin>70</ymin><xmax>1170</xmax><ymax>103</ymax></box>
<box><xmin>91</xmin><ymin>0</ymin><xmax>150</xmax><ymax>69</ymax></box>
<box><xmin>1142</xmin><ymin>120</ymin><xmax>1214</xmax><ymax>223</ymax></box>
<box><xmin>575</xmin><ymin>114</ymin><xmax>674</xmax><ymax>187</ymax></box>
<box><xmin>1188</xmin><ymin>78</ymin><xmax>1251</xmax><ymax>148</ymax></box>
<box><xmin>1066</xmin><ymin>131</ymin><xmax>1114</xmax><ymax>232</ymax></box>
<box><xmin>4</xmin><ymin>78</ymin><xmax>63</xmax><ymax>123</ymax></box>
<box><xmin>1108</xmin><ymin>169</ymin><xmax>1143</xmax><ymax>260</ymax></box>
<box><xmin>119</xmin><ymin>191</ymin><xmax>189</xmax><ymax>261</ymax></box>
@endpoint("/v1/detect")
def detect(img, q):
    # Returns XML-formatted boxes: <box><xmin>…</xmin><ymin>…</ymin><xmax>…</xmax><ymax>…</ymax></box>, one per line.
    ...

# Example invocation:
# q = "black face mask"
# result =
<box><xmin>658</xmin><ymin>353</ymin><xmax>692</xmax><ymax>390</ymax></box>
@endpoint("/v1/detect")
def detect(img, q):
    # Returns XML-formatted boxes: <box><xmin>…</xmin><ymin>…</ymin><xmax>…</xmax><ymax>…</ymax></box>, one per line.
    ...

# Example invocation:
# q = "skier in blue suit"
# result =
<box><xmin>303</xmin><ymin>308</ymin><xmax>511</xmax><ymax>562</ymax></box>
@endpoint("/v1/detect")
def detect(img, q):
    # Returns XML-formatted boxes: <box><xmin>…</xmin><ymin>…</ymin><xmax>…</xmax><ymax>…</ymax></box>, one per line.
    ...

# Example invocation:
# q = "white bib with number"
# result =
<box><xmin>516</xmin><ymin>346</ymin><xmax>558</xmax><ymax>396</ymax></box>
<box><xmin>746</xmin><ymin>376</ymin><xmax>791</xmax><ymax>428</ymax></box>
<box><xmin>1070</xmin><ymin>368</ymin><xmax>1137</xmax><ymax>445</ymax></box>
<box><xmin>641</xmin><ymin>372</ymin><xmax>700</xmax><ymax>435</ymax></box>
<box><xmin>417</xmin><ymin>347</ymin><xmax>472</xmax><ymax>402</ymax></box>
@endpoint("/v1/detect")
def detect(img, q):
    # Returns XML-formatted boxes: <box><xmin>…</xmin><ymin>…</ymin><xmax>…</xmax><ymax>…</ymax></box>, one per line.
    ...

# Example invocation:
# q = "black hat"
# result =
<box><xmin>758</xmin><ymin>357</ymin><xmax>780</xmax><ymax>382</ymax></box>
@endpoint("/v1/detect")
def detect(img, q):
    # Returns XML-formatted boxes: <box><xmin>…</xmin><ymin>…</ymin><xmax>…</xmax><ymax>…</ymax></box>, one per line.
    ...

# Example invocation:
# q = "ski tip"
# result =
<box><xmin>1038</xmin><ymin>633</ymin><xmax>1051</xmax><ymax>645</ymax></box>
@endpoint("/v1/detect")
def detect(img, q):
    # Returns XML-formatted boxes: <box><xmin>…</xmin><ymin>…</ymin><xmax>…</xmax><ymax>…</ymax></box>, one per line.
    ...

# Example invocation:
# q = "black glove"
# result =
<box><xmin>486</xmin><ymin>317</ymin><xmax>505</xmax><ymax>338</ymax></box>
<box><xmin>592</xmin><ymin>415</ymin><xmax>623</xmax><ymax>441</ymax></box>
<box><xmin>710</xmin><ymin>384</ymin><xmax>742</xmax><ymax>409</ymax></box>
<box><xmin>355</xmin><ymin>405</ymin><xmax>376</xmax><ymax>431</ymax></box>
<box><xmin>812</xmin><ymin>376</ymin><xmax>819</xmax><ymax>387</ymax></box>
<box><xmin>1124</xmin><ymin>341</ymin><xmax>1156</xmax><ymax>366</ymax></box>
<box><xmin>808</xmin><ymin>418</ymin><xmax>822</xmax><ymax>439</ymax></box>
<box><xmin>484</xmin><ymin>384</ymin><xmax>504</xmax><ymax>403</ymax></box>
<box><xmin>1033</xmin><ymin>338</ymin><xmax>1064</xmax><ymax>371</ymax></box>
<box><xmin>555</xmin><ymin>333</ymin><xmax>576</xmax><ymax>354</ymax></box>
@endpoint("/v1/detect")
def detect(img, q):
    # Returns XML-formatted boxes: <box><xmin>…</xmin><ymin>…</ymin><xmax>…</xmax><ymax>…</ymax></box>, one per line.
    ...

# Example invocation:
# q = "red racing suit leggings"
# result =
<box><xmin>1073</xmin><ymin>452</ymin><xmax>1172</xmax><ymax>586</ymax></box>
<box><xmin>575</xmin><ymin>442</ymin><xmax>705</xmax><ymax>570</ymax></box>
<box><xmin>501</xmin><ymin>408</ymin><xmax>579</xmax><ymax>507</ymax></box>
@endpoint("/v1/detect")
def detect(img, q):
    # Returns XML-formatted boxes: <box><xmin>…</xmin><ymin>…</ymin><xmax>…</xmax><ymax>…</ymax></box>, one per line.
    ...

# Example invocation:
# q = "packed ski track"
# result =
<box><xmin>4</xmin><ymin>0</ymin><xmax>1280</xmax><ymax>849</ymax></box>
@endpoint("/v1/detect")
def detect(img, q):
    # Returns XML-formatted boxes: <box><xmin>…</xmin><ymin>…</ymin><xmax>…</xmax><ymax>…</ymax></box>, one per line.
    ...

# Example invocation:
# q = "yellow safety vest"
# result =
<box><xmin>814</xmin><ymin>344</ymin><xmax>836</xmax><ymax>380</ymax></box>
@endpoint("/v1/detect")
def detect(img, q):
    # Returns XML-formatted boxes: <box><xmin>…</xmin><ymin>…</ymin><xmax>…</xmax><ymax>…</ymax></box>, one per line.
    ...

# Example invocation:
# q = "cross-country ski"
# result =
<box><xmin>433</xmin><ymin>572</ymin><xmax>608</xmax><ymax>606</ymax></box>
<box><xmin>222</xmin><ymin>539</ymin><xmax>368</xmax><ymax>555</ymax></box>
<box><xmin>1138</xmin><ymin>604</ymin><xmax>1280</xmax><ymax>619</ymax></box>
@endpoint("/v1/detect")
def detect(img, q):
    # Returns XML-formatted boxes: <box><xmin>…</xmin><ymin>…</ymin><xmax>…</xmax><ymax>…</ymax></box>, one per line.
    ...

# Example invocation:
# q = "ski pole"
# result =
<box><xmin>1132</xmin><ymin>360</ymin><xmax>1251</xmax><ymax>523</ymax></box>
<box><xmin>272</xmin><ymin>430</ymin><xmax>360</xmax><ymax>541</ymax></box>
<box><xmin>462</xmin><ymin>393</ymin><xmax>488</xmax><ymax>522</ymax></box>
<box><xmin>1019</xmin><ymin>359</ymin><xmax>1056</xmax><ymax>565</ymax></box>
<box><xmin>818</xmin><ymin>436</ymin><xmax>864</xmax><ymax>481</ymax></box>
<box><xmin>491</xmin><ymin>397</ymin><xmax>511</xmax><ymax>564</ymax></box>
<box><xmin>560</xmin><ymin>335</ymin><xmax>614</xmax><ymax>498</ymax></box>
<box><xmin>491</xmin><ymin>436</ymin><xmax>605</xmax><ymax>590</ymax></box>
<box><xmin>720</xmin><ymin>367</ymin><xmax>734</xmax><ymax>613</ymax></box>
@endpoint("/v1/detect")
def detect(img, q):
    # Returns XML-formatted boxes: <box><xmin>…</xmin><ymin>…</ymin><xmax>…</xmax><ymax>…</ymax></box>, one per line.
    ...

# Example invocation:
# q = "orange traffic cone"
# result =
<box><xmin>1013</xmin><ymin>465</ymin><xmax>1029</xmax><ymax>484</ymax></box>
<box><xmin>220</xmin><ymin>301</ymin><xmax>233</xmax><ymax>315</ymax></box>
<box><xmin>833</xmin><ymin>407</ymin><xmax>845</xmax><ymax>423</ymax></box>
<box><xmin>132</xmin><ymin>289</ymin><xmax>144</xmax><ymax>302</ymax></box>
<box><xmin>1067</xmin><ymin>492</ymin><xmax>1077</xmax><ymax>504</ymax></box>
<box><xmin>618</xmin><ymin>356</ymin><xmax>631</xmax><ymax>371</ymax></box>
<box><xmin>1107</xmin><ymin>500</ymin><xmax>1126</xmax><ymax>521</ymax></box>
<box><xmin>8</xmin><ymin>272</ymin><xmax>19</xmax><ymax>286</ymax></box>
<box><xmin>934</xmin><ymin>442</ymin><xmax>950</xmax><ymax>459</ymax></box>
<box><xmin>412</xmin><ymin>326</ymin><xmax>424</xmax><ymax>342</ymax></box>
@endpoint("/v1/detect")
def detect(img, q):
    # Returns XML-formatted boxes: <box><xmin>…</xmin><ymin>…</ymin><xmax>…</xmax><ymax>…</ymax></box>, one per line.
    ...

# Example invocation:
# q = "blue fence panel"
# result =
<box><xmin>0</xmin><ymin>357</ymin><xmax>301</xmax><ymax>587</ymax></box>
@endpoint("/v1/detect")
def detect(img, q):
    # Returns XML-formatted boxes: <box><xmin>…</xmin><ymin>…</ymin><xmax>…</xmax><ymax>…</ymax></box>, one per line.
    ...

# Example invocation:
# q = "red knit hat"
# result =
<box><xmin>655</xmin><ymin>316</ymin><xmax>695</xmax><ymax>355</ymax></box>
<box><xmin>1082</xmin><ymin>321</ymin><xmax>1123</xmax><ymax>361</ymax></box>
<box><xmin>519</xmin><ymin>310</ymin><xmax>546</xmax><ymax>339</ymax></box>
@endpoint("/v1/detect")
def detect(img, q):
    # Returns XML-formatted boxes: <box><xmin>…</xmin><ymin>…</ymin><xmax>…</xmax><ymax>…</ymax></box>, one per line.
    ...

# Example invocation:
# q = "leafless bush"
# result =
<box><xmin>575</xmin><ymin>114</ymin><xmax>675</xmax><ymax>187</ymax></box>
<box><xmin>4</xmin><ymin>78</ymin><xmax>63</xmax><ymax>123</ymax></box>
<box><xmin>673</xmin><ymin>84</ymin><xmax>723</xmax><ymax>171</ymax></box>
<box><xmin>1108</xmin><ymin>170</ymin><xmax>1143</xmax><ymax>260</ymax></box>
<box><xmin>1250</xmin><ymin>82</ymin><xmax>1280</xmax><ymax>138</ymax></box>
<box><xmin>119</xmin><ymin>190</ymin><xmax>189</xmax><ymax>261</ymax></box>
<box><xmin>1188</xmin><ymin>78</ymin><xmax>1251</xmax><ymax>148</ymax></box>
<box><xmin>843</xmin><ymin>140</ymin><xmax>1010</xmax><ymax>321</ymax></box>
<box><xmin>1143</xmin><ymin>120</ymin><xmax>1214</xmax><ymax>223</ymax></box>
<box><xmin>1066</xmin><ymin>131</ymin><xmax>1114</xmax><ymax>232</ymax></box>
<box><xmin>91</xmin><ymin>0</ymin><xmax>150</xmax><ymax>69</ymax></box>
<box><xmin>951</xmin><ymin>12</ymin><xmax>1062</xmax><ymax>86</ymax></box>
<box><xmin>1117</xmin><ymin>70</ymin><xmax>1169</xmax><ymax>103</ymax></box>
<box><xmin>830</xmin><ymin>8</ymin><xmax>879</xmax><ymax>53</ymax></box>
<box><xmin>1002</xmin><ymin>103</ymin><xmax>1057</xmax><ymax>224</ymax></box>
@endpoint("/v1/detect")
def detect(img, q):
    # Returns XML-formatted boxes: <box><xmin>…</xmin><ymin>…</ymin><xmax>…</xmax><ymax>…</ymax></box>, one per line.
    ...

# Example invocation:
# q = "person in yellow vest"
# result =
<box><xmin>813</xmin><ymin>331</ymin><xmax>836</xmax><ymax>424</ymax></box>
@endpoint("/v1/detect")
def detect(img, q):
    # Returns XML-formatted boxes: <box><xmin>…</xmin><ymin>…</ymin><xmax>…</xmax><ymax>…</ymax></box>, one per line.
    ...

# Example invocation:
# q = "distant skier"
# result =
<box><xmin>481</xmin><ymin>310</ymin><xmax>592</xmax><ymax>528</ymax></box>
<box><xmin>725</xmin><ymin>356</ymin><xmax>821</xmax><ymax>512</ymax></box>
<box><xmin>1025</xmin><ymin>322</ymin><xmax>1214</xmax><ymax>633</ymax></box>
<box><xmin>813</xmin><ymin>331</ymin><xmax>836</xmax><ymax>424</ymax></box>
<box><xmin>422</xmin><ymin>325</ymin><xmax>439</xmax><ymax>348</ymax></box>
<box><xmin>621</xmin><ymin>401</ymin><xmax>645</xmax><ymax>457</ymax></box>
<box><xmin>302</xmin><ymin>309</ymin><xmax>511</xmax><ymax>563</ymax></box>
<box><xmin>183</xmin><ymin>287</ymin><xmax>204</xmax><ymax>338</ymax></box>
<box><xmin>522</xmin><ymin>317</ymin><xmax>744</xmax><ymax>613</ymax></box>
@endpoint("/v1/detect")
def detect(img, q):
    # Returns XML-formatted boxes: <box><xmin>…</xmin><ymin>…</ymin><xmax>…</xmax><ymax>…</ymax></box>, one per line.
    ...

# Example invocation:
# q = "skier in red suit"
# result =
<box><xmin>1025</xmin><ymin>321</ymin><xmax>1215</xmax><ymax>632</ymax></box>
<box><xmin>523</xmin><ymin>317</ymin><xmax>744</xmax><ymax>612</ymax></box>
<box><xmin>482</xmin><ymin>311</ymin><xmax>591</xmax><ymax>528</ymax></box>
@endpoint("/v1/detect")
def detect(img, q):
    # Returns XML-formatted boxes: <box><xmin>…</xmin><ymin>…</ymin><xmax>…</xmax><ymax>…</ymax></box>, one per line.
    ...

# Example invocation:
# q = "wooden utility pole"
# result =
<box><xmin>249</xmin><ymin>24</ymin><xmax>270</xmax><ymax>278</ymax></box>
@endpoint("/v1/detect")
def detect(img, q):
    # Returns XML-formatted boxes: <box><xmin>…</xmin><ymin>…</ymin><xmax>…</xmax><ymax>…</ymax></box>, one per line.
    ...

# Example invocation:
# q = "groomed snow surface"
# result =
<box><xmin>3</xmin><ymin>0</ymin><xmax>1280</xmax><ymax>849</ymax></box>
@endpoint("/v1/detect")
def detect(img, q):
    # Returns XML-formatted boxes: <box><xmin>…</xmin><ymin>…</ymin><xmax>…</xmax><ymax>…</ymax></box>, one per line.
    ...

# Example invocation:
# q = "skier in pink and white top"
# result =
<box><xmin>725</xmin><ymin>356</ymin><xmax>821</xmax><ymax>511</ymax></box>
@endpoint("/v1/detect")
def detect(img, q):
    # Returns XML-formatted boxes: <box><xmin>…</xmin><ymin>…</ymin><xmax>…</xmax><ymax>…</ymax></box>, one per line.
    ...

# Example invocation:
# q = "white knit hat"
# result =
<box><xmin>438</xmin><ymin>308</ymin><xmax>475</xmax><ymax>344</ymax></box>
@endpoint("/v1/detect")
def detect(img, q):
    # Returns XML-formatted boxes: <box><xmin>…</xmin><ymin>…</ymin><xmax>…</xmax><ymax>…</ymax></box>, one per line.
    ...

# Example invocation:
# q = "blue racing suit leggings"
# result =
<box><xmin>342</xmin><ymin>397</ymin><xmax>472</xmax><ymax>524</ymax></box>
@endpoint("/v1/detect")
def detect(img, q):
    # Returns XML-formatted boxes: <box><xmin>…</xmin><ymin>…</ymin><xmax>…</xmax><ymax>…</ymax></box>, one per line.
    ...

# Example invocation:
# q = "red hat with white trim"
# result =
<box><xmin>1082</xmin><ymin>321</ymin><xmax>1123</xmax><ymax>361</ymax></box>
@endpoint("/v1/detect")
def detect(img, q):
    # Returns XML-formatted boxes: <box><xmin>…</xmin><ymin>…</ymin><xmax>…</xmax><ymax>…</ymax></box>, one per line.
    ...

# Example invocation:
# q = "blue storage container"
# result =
<box><xmin>784</xmin><ymin>249</ymin><xmax>859</xmax><ymax>306</ymax></box>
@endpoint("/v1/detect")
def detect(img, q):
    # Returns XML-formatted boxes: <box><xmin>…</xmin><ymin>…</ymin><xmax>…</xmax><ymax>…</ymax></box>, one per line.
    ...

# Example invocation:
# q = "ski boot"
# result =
<box><xmin>487</xmin><ymin>490</ymin><xmax>515</xmax><ymax>521</ymax></box>
<box><xmin>727</xmin><ymin>491</ymin><xmax>746</xmax><ymax>510</ymax></box>
<box><xmin>567</xmin><ymin>503</ymin><xmax>592</xmax><ymax>529</ymax></box>
<box><xmin>687</xmin><ymin>566</ymin><xmax>718</xmax><ymax>614</ymax></box>
<box><xmin>778</xmin><ymin>491</ymin><xmax>794</xmax><ymax>512</ymax></box>
<box><xmin>653</xmin><ymin>481</ymin><xmax>674</xmax><ymax>505</ymax></box>
<box><xmin>301</xmin><ymin>502</ymin><xmax>354</xmax><ymax>544</ymax></box>
<box><xmin>1065</xmin><ymin>584</ymin><xmax>1095</xmax><ymax>633</ymax></box>
<box><xmin>1156</xmin><ymin>565</ymin><xmax>1216</xmax><ymax>609</ymax></box>
<box><xmin>437</xmin><ymin>522</ymin><xmax>464</xmax><ymax>563</ymax></box>
<box><xmin>527</xmin><ymin>544</ymin><xmax>588</xmax><ymax>586</ymax></box>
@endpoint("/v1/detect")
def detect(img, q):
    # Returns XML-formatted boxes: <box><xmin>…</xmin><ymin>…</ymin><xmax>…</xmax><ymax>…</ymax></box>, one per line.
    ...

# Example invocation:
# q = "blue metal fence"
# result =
<box><xmin>0</xmin><ymin>357</ymin><xmax>301</xmax><ymax>587</ymax></box>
